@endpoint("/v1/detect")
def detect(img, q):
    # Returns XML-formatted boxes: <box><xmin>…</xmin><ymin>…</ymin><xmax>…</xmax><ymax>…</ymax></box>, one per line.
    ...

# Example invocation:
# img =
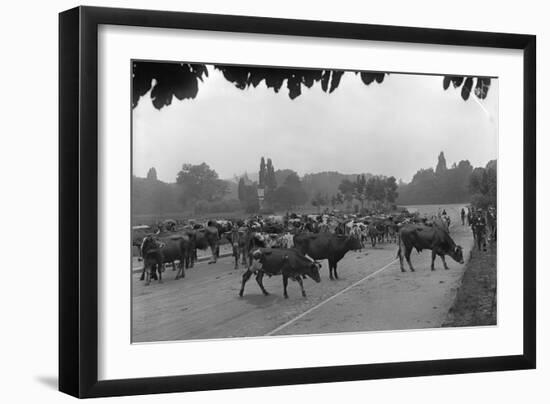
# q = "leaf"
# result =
<box><xmin>451</xmin><ymin>77</ymin><xmax>464</xmax><ymax>88</ymax></box>
<box><xmin>360</xmin><ymin>72</ymin><xmax>376</xmax><ymax>85</ymax></box>
<box><xmin>321</xmin><ymin>71</ymin><xmax>331</xmax><ymax>92</ymax></box>
<box><xmin>374</xmin><ymin>73</ymin><xmax>385</xmax><ymax>83</ymax></box>
<box><xmin>287</xmin><ymin>76</ymin><xmax>302</xmax><ymax>99</ymax></box>
<box><xmin>329</xmin><ymin>71</ymin><xmax>344</xmax><ymax>93</ymax></box>
<box><xmin>265</xmin><ymin>72</ymin><xmax>285</xmax><ymax>93</ymax></box>
<box><xmin>461</xmin><ymin>77</ymin><xmax>473</xmax><ymax>101</ymax></box>
<box><xmin>248</xmin><ymin>69</ymin><xmax>264</xmax><ymax>88</ymax></box>
<box><xmin>474</xmin><ymin>77</ymin><xmax>491</xmax><ymax>99</ymax></box>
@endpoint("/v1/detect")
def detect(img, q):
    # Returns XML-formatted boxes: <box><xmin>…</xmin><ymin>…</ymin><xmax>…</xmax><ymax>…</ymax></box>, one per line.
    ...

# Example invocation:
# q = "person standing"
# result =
<box><xmin>461</xmin><ymin>207</ymin><xmax>466</xmax><ymax>225</ymax></box>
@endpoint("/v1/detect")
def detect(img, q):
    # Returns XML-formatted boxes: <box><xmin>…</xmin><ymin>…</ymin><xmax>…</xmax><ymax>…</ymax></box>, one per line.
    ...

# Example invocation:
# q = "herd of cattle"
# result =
<box><xmin>132</xmin><ymin>207</ymin><xmax>496</xmax><ymax>298</ymax></box>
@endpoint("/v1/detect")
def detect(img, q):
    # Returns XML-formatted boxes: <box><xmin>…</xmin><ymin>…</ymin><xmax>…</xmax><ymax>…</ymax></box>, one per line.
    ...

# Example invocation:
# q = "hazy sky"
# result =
<box><xmin>132</xmin><ymin>65</ymin><xmax>498</xmax><ymax>183</ymax></box>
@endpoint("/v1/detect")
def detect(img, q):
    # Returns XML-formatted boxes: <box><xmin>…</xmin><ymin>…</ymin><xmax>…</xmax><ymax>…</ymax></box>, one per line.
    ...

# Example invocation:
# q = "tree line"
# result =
<box><xmin>396</xmin><ymin>152</ymin><xmax>496</xmax><ymax>208</ymax></box>
<box><xmin>132</xmin><ymin>152</ymin><xmax>497</xmax><ymax>217</ymax></box>
<box><xmin>238</xmin><ymin>157</ymin><xmax>308</xmax><ymax>212</ymax></box>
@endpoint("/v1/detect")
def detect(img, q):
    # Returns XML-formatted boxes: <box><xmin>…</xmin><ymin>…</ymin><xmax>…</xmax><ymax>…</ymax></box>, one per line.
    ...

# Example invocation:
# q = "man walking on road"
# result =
<box><xmin>461</xmin><ymin>208</ymin><xmax>466</xmax><ymax>225</ymax></box>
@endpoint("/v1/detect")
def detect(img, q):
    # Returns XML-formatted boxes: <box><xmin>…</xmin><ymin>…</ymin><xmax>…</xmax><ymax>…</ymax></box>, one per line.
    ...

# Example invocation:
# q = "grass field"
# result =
<box><xmin>443</xmin><ymin>240</ymin><xmax>497</xmax><ymax>327</ymax></box>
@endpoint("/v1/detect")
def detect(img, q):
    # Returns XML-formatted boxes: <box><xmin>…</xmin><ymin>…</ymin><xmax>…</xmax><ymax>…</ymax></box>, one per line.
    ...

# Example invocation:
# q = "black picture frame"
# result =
<box><xmin>59</xmin><ymin>6</ymin><xmax>536</xmax><ymax>398</ymax></box>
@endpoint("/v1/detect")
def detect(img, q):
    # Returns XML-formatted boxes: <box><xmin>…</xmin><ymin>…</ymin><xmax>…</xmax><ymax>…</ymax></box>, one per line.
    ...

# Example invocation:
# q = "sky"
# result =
<box><xmin>132</xmin><ymin>65</ymin><xmax>498</xmax><ymax>184</ymax></box>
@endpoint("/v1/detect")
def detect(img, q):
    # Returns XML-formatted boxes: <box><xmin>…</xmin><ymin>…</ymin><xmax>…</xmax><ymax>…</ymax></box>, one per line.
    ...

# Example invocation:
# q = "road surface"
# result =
<box><xmin>132</xmin><ymin>204</ymin><xmax>473</xmax><ymax>342</ymax></box>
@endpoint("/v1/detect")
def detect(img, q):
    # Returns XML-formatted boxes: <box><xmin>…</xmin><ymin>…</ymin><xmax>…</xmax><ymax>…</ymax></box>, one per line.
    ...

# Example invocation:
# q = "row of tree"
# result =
<box><xmin>469</xmin><ymin>160</ymin><xmax>497</xmax><ymax>209</ymax></box>
<box><xmin>133</xmin><ymin>153</ymin><xmax>496</xmax><ymax>217</ymax></box>
<box><xmin>238</xmin><ymin>158</ymin><xmax>309</xmax><ymax>212</ymax></box>
<box><xmin>396</xmin><ymin>152</ymin><xmax>497</xmax><ymax>208</ymax></box>
<box><xmin>335</xmin><ymin>174</ymin><xmax>398</xmax><ymax>211</ymax></box>
<box><xmin>397</xmin><ymin>152</ymin><xmax>474</xmax><ymax>205</ymax></box>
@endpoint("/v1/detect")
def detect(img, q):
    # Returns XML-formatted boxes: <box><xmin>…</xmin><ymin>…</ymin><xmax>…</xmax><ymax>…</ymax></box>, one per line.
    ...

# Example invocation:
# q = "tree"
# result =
<box><xmin>337</xmin><ymin>179</ymin><xmax>355</xmax><ymax>210</ymax></box>
<box><xmin>259</xmin><ymin>157</ymin><xmax>266</xmax><ymax>188</ymax></box>
<box><xmin>469</xmin><ymin>160</ymin><xmax>496</xmax><ymax>209</ymax></box>
<box><xmin>366</xmin><ymin>177</ymin><xmax>386</xmax><ymax>204</ymax></box>
<box><xmin>265</xmin><ymin>158</ymin><xmax>277</xmax><ymax>193</ymax></box>
<box><xmin>436</xmin><ymin>151</ymin><xmax>447</xmax><ymax>175</ymax></box>
<box><xmin>237</xmin><ymin>177</ymin><xmax>245</xmax><ymax>201</ymax></box>
<box><xmin>354</xmin><ymin>174</ymin><xmax>368</xmax><ymax>209</ymax></box>
<box><xmin>146</xmin><ymin>167</ymin><xmax>158</xmax><ymax>181</ymax></box>
<box><xmin>270</xmin><ymin>171</ymin><xmax>308</xmax><ymax>209</ymax></box>
<box><xmin>241</xmin><ymin>183</ymin><xmax>260</xmax><ymax>213</ymax></box>
<box><xmin>176</xmin><ymin>162</ymin><xmax>227</xmax><ymax>205</ymax></box>
<box><xmin>311</xmin><ymin>192</ymin><xmax>328</xmax><ymax>213</ymax></box>
<box><xmin>385</xmin><ymin>176</ymin><xmax>398</xmax><ymax>203</ymax></box>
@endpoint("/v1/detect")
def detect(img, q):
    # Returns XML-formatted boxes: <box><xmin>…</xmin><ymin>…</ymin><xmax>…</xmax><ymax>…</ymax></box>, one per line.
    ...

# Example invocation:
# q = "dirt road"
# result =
<box><xmin>132</xmin><ymin>204</ymin><xmax>473</xmax><ymax>342</ymax></box>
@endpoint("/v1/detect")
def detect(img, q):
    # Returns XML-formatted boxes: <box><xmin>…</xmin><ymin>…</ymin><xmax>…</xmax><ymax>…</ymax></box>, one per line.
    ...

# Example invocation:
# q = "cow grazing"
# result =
<box><xmin>397</xmin><ymin>224</ymin><xmax>464</xmax><ymax>272</ymax></box>
<box><xmin>293</xmin><ymin>233</ymin><xmax>362</xmax><ymax>280</ymax></box>
<box><xmin>239</xmin><ymin>248</ymin><xmax>321</xmax><ymax>299</ymax></box>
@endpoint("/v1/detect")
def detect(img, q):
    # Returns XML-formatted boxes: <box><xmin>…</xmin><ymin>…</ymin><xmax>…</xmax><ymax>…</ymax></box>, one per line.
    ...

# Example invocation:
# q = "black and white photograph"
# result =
<box><xmin>131</xmin><ymin>61</ymin><xmax>498</xmax><ymax>343</ymax></box>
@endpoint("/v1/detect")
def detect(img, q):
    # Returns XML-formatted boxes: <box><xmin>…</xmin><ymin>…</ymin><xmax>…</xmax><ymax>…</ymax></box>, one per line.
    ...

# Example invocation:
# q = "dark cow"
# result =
<box><xmin>162</xmin><ymin>219</ymin><xmax>177</xmax><ymax>232</ymax></box>
<box><xmin>140</xmin><ymin>235</ymin><xmax>192</xmax><ymax>285</ymax></box>
<box><xmin>239</xmin><ymin>248</ymin><xmax>321</xmax><ymax>298</ymax></box>
<box><xmin>293</xmin><ymin>233</ymin><xmax>362</xmax><ymax>280</ymax></box>
<box><xmin>190</xmin><ymin>226</ymin><xmax>220</xmax><ymax>264</ymax></box>
<box><xmin>229</xmin><ymin>227</ymin><xmax>248</xmax><ymax>269</ymax></box>
<box><xmin>397</xmin><ymin>224</ymin><xmax>464</xmax><ymax>272</ymax></box>
<box><xmin>384</xmin><ymin>221</ymin><xmax>399</xmax><ymax>243</ymax></box>
<box><xmin>367</xmin><ymin>222</ymin><xmax>385</xmax><ymax>247</ymax></box>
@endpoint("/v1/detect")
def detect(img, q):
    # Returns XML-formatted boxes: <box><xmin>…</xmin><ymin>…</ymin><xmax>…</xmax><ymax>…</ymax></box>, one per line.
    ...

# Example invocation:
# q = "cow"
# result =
<box><xmin>384</xmin><ymin>221</ymin><xmax>399</xmax><ymax>243</ymax></box>
<box><xmin>190</xmin><ymin>226</ymin><xmax>220</xmax><ymax>264</ymax></box>
<box><xmin>293</xmin><ymin>233</ymin><xmax>362</xmax><ymax>280</ymax></box>
<box><xmin>367</xmin><ymin>222</ymin><xmax>385</xmax><ymax>247</ymax></box>
<box><xmin>229</xmin><ymin>227</ymin><xmax>248</xmax><ymax>269</ymax></box>
<box><xmin>244</xmin><ymin>231</ymin><xmax>267</xmax><ymax>266</ymax></box>
<box><xmin>397</xmin><ymin>223</ymin><xmax>464</xmax><ymax>272</ymax></box>
<box><xmin>140</xmin><ymin>234</ymin><xmax>192</xmax><ymax>285</ymax></box>
<box><xmin>162</xmin><ymin>219</ymin><xmax>177</xmax><ymax>232</ymax></box>
<box><xmin>238</xmin><ymin>248</ymin><xmax>321</xmax><ymax>299</ymax></box>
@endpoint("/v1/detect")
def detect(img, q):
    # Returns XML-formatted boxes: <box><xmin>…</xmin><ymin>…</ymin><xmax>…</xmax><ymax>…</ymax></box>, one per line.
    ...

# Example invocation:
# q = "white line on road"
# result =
<box><xmin>265</xmin><ymin>258</ymin><xmax>398</xmax><ymax>336</ymax></box>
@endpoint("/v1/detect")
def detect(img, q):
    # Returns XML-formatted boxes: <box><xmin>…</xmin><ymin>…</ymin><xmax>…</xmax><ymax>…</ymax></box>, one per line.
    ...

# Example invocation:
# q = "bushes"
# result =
<box><xmin>470</xmin><ymin>193</ymin><xmax>494</xmax><ymax>210</ymax></box>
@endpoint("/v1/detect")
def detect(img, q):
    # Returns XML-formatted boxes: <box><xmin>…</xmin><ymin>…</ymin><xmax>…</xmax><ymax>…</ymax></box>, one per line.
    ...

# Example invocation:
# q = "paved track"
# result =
<box><xmin>132</xmin><ymin>204</ymin><xmax>473</xmax><ymax>342</ymax></box>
